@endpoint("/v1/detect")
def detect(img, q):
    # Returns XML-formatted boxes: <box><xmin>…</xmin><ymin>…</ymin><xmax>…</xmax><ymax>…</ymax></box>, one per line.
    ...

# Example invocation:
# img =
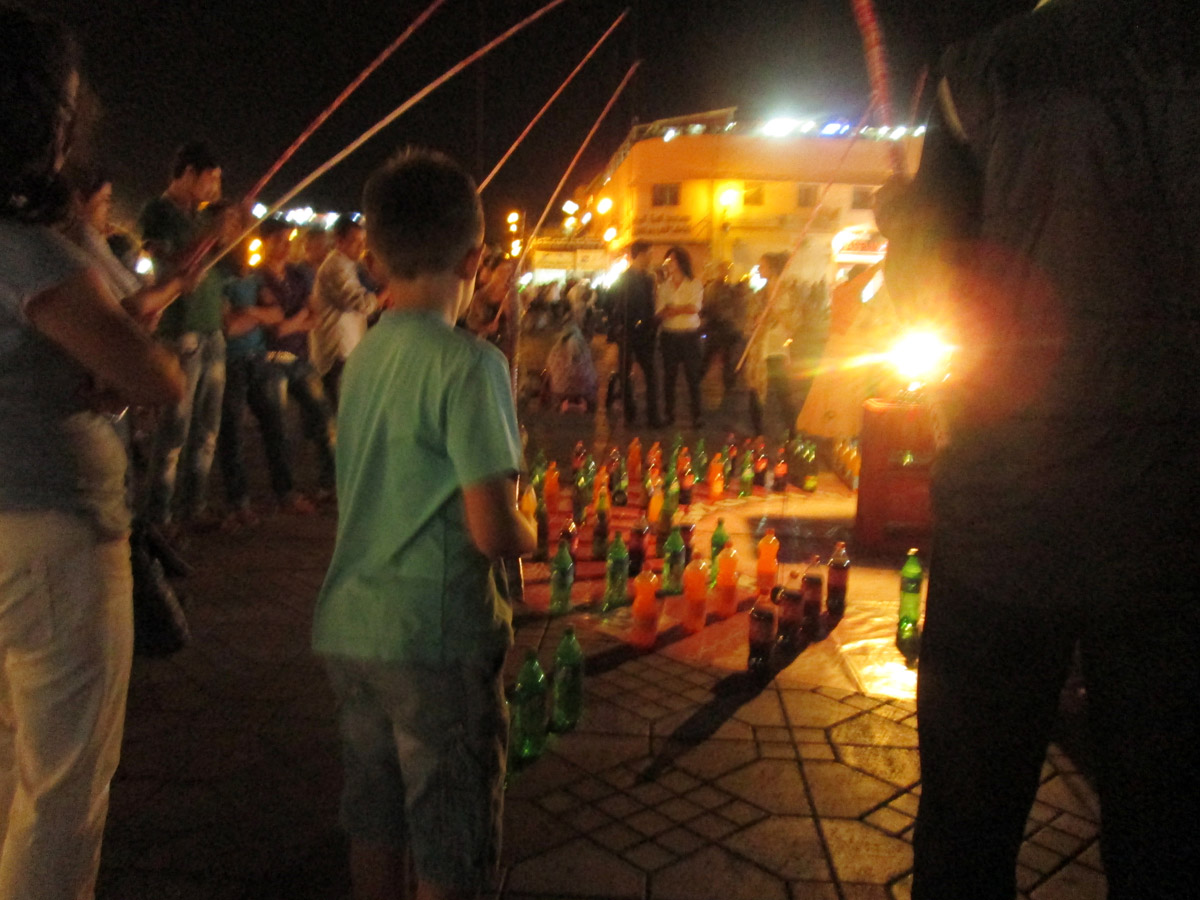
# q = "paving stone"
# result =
<box><xmin>591</xmin><ymin>821</ymin><xmax>645</xmax><ymax>852</ymax></box>
<box><xmin>634</xmin><ymin>701</ymin><xmax>671</xmax><ymax>719</ymax></box>
<box><xmin>790</xmin><ymin>883</ymin><xmax>841</xmax><ymax>899</ymax></box>
<box><xmin>1028</xmin><ymin>799</ymin><xmax>1059</xmax><ymax>823</ymax></box>
<box><xmin>627</xmin><ymin>808</ymin><xmax>675</xmax><ymax>838</ymax></box>
<box><xmin>1075</xmin><ymin>841</ymin><xmax>1104</xmax><ymax>872</ymax></box>
<box><xmin>683</xmin><ymin>687</ymin><xmax>714</xmax><ymax>703</ymax></box>
<box><xmin>793</xmin><ymin>726</ymin><xmax>828</xmax><ymax>743</ymax></box>
<box><xmin>574</xmin><ymin>699</ymin><xmax>653</xmax><ymax>735</ymax></box>
<box><xmin>570</xmin><ymin>777</ymin><xmax>616</xmax><ymax>802</ymax></box>
<box><xmin>628</xmin><ymin>780</ymin><xmax>674</xmax><ymax>806</ymax></box>
<box><xmin>717</xmin><ymin>799</ymin><xmax>767</xmax><ymax>826</ymax></box>
<box><xmin>725</xmin><ymin>816</ymin><xmax>831</xmax><ymax>881</ymax></box>
<box><xmin>624</xmin><ymin>840</ymin><xmax>677</xmax><ymax>872</ymax></box>
<box><xmin>502</xmin><ymin>798</ymin><xmax>579</xmax><ymax>864</ymax></box>
<box><xmin>803</xmin><ymin>761</ymin><xmax>895</xmax><ymax>818</ymax></box>
<box><xmin>829</xmin><ymin>712</ymin><xmax>919</xmax><ymax>749</ymax></box>
<box><xmin>600</xmin><ymin>765</ymin><xmax>641</xmax><ymax>790</ymax></box>
<box><xmin>551</xmin><ymin>733</ymin><xmax>649</xmax><ymax>774</ymax></box>
<box><xmin>506</xmin><ymin>752</ymin><xmax>584</xmax><ymax>800</ymax></box>
<box><xmin>1018</xmin><ymin>841</ymin><xmax>1063</xmax><ymax>875</ymax></box>
<box><xmin>837</xmin><ymin>745</ymin><xmax>921</xmax><ymax>789</ymax></box>
<box><xmin>1036</xmin><ymin>775</ymin><xmax>1101</xmax><ymax>820</ymax></box>
<box><xmin>505</xmin><ymin>837</ymin><xmax>644</xmax><ymax>898</ymax></box>
<box><xmin>670</xmin><ymin>739</ymin><xmax>760</xmax><ymax>780</ymax></box>
<box><xmin>1051</xmin><ymin>813</ymin><xmax>1099</xmax><ymax>842</ymax></box>
<box><xmin>565</xmin><ymin>804</ymin><xmax>614</xmax><ymax>832</ymax></box>
<box><xmin>658</xmin><ymin>769</ymin><xmax>701</xmax><ymax>794</ymax></box>
<box><xmin>685</xmin><ymin>785</ymin><xmax>733</xmax><ymax>810</ymax></box>
<box><xmin>822</xmin><ymin>820</ymin><xmax>913</xmax><ymax>885</ymax></box>
<box><xmin>652</xmin><ymin>708</ymin><xmax>756</xmax><ymax>742</ymax></box>
<box><xmin>538</xmin><ymin>790</ymin><xmax>579</xmax><ymax>814</ymax></box>
<box><xmin>732</xmin><ymin>691</ymin><xmax>788</xmax><ymax>727</ymax></box>
<box><xmin>597</xmin><ymin>793</ymin><xmax>643</xmax><ymax>818</ymax></box>
<box><xmin>718</xmin><ymin>759</ymin><xmax>812</xmax><ymax>815</ymax></box>
<box><xmin>762</xmin><ymin>741</ymin><xmax>799</xmax><ymax>759</ymax></box>
<box><xmin>843</xmin><ymin>694</ymin><xmax>883</xmax><ymax>711</ymax></box>
<box><xmin>657</xmin><ymin>796</ymin><xmax>705</xmax><ymax>823</ymax></box>
<box><xmin>756</xmin><ymin>725</ymin><xmax>792</xmax><ymax>742</ymax></box>
<box><xmin>799</xmin><ymin>743</ymin><xmax>836</xmax><ymax>760</ymax></box>
<box><xmin>1030</xmin><ymin>863</ymin><xmax>1107</xmax><ymax>900</ymax></box>
<box><xmin>655</xmin><ymin>826</ymin><xmax>707</xmax><ymax>856</ymax></box>
<box><xmin>652</xmin><ymin>845</ymin><xmax>789</xmax><ymax>900</ymax></box>
<box><xmin>840</xmin><ymin>885</ymin><xmax>892</xmax><ymax>900</ymax></box>
<box><xmin>1030</xmin><ymin>826</ymin><xmax>1084</xmax><ymax>857</ymax></box>
<box><xmin>891</xmin><ymin>871</ymin><xmax>915</xmax><ymax>900</ymax></box>
<box><xmin>869</xmin><ymin>704</ymin><xmax>911</xmax><ymax>723</ymax></box>
<box><xmin>1016</xmin><ymin>864</ymin><xmax>1041</xmax><ymax>893</ymax></box>
<box><xmin>780</xmin><ymin>691</ymin><xmax>860</xmax><ymax>728</ymax></box>
<box><xmin>687</xmin><ymin>812</ymin><xmax>739</xmax><ymax>840</ymax></box>
<box><xmin>864</xmin><ymin>807</ymin><xmax>913</xmax><ymax>836</ymax></box>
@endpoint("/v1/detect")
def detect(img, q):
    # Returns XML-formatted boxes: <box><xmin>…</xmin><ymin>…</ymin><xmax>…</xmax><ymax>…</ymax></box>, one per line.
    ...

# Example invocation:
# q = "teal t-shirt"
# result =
<box><xmin>223</xmin><ymin>273</ymin><xmax>265</xmax><ymax>360</ymax></box>
<box><xmin>313</xmin><ymin>309</ymin><xmax>522</xmax><ymax>665</ymax></box>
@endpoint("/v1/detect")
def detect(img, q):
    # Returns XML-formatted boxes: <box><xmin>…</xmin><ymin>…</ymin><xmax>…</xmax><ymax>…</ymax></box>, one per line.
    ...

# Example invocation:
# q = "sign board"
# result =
<box><xmin>632</xmin><ymin>211</ymin><xmax>694</xmax><ymax>241</ymax></box>
<box><xmin>575</xmin><ymin>249</ymin><xmax>608</xmax><ymax>271</ymax></box>
<box><xmin>534</xmin><ymin>251</ymin><xmax>575</xmax><ymax>269</ymax></box>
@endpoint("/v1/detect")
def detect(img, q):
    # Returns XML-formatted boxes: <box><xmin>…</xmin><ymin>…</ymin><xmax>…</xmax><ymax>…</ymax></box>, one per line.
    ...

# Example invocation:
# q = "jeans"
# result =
<box><xmin>218</xmin><ymin>355</ymin><xmax>293</xmax><ymax>506</ymax></box>
<box><xmin>145</xmin><ymin>330</ymin><xmax>226</xmax><ymax>525</ymax></box>
<box><xmin>618</xmin><ymin>332</ymin><xmax>660</xmax><ymax>424</ymax></box>
<box><xmin>701</xmin><ymin>322</ymin><xmax>742</xmax><ymax>391</ymax></box>
<box><xmin>660</xmin><ymin>330</ymin><xmax>703</xmax><ymax>423</ymax></box>
<box><xmin>0</xmin><ymin>511</ymin><xmax>132</xmax><ymax>899</ymax></box>
<box><xmin>264</xmin><ymin>355</ymin><xmax>335</xmax><ymax>491</ymax></box>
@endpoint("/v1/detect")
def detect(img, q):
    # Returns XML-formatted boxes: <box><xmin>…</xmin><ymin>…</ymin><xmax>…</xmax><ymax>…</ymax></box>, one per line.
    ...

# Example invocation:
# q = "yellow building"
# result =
<box><xmin>553</xmin><ymin>108</ymin><xmax>924</xmax><ymax>279</ymax></box>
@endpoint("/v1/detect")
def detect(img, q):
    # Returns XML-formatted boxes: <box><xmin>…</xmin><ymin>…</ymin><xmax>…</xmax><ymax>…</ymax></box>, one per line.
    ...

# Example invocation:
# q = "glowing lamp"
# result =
<box><xmin>762</xmin><ymin>117</ymin><xmax>798</xmax><ymax>137</ymax></box>
<box><xmin>564</xmin><ymin>216</ymin><xmax>577</xmax><ymax>229</ymax></box>
<box><xmin>561</xmin><ymin>200</ymin><xmax>579</xmax><ymax>215</ymax></box>
<box><xmin>251</xmin><ymin>203</ymin><xmax>267</xmax><ymax>219</ymax></box>
<box><xmin>135</xmin><ymin>256</ymin><xmax>154</xmax><ymax>276</ymax></box>
<box><xmin>718</xmin><ymin>188</ymin><xmax>739</xmax><ymax>208</ymax></box>
<box><xmin>507</xmin><ymin>211</ymin><xmax>520</xmax><ymax>224</ymax></box>
<box><xmin>603</xmin><ymin>226</ymin><xmax>617</xmax><ymax>242</ymax></box>
<box><xmin>248</xmin><ymin>252</ymin><xmax>262</xmax><ymax>267</ymax></box>
<box><xmin>248</xmin><ymin>238</ymin><xmax>263</xmax><ymax>252</ymax></box>
<box><xmin>581</xmin><ymin>212</ymin><xmax>592</xmax><ymax>224</ymax></box>
<box><xmin>597</xmin><ymin>197</ymin><xmax>613</xmax><ymax>214</ymax></box>
<box><xmin>887</xmin><ymin>331</ymin><xmax>953</xmax><ymax>383</ymax></box>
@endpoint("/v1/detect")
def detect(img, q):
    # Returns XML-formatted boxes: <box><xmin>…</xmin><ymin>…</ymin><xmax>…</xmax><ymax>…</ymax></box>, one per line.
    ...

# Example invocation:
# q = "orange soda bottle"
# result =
<box><xmin>714</xmin><ymin>544</ymin><xmax>740</xmax><ymax>618</ymax></box>
<box><xmin>647</xmin><ymin>484</ymin><xmax>664</xmax><ymax>525</ymax></box>
<box><xmin>629</xmin><ymin>569</ymin><xmax>661</xmax><ymax>650</ymax></box>
<box><xmin>592</xmin><ymin>465</ymin><xmax>611</xmax><ymax>506</ymax></box>
<box><xmin>756</xmin><ymin>528</ymin><xmax>780</xmax><ymax>593</ymax></box>
<box><xmin>544</xmin><ymin>461</ymin><xmax>561</xmax><ymax>513</ymax></box>
<box><xmin>648</xmin><ymin>441</ymin><xmax>662</xmax><ymax>472</ymax></box>
<box><xmin>682</xmin><ymin>557</ymin><xmax>710</xmax><ymax>634</ymax></box>
<box><xmin>707</xmin><ymin>453</ymin><xmax>725</xmax><ymax>499</ymax></box>
<box><xmin>627</xmin><ymin>437</ymin><xmax>643</xmax><ymax>482</ymax></box>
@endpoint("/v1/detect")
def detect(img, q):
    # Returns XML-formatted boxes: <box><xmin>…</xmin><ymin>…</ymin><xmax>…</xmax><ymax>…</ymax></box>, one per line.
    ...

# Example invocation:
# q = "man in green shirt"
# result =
<box><xmin>138</xmin><ymin>140</ymin><xmax>226</xmax><ymax>531</ymax></box>
<box><xmin>314</xmin><ymin>149</ymin><xmax>535</xmax><ymax>900</ymax></box>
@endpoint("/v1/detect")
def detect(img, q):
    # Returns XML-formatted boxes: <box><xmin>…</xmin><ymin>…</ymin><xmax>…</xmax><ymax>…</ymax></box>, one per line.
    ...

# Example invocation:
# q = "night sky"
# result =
<box><xmin>26</xmin><ymin>0</ymin><xmax>1032</xmax><ymax>241</ymax></box>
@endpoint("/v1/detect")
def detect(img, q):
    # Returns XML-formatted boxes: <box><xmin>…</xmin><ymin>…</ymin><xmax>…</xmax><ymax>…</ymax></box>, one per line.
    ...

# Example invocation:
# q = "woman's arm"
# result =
<box><xmin>26</xmin><ymin>267</ymin><xmax>184</xmax><ymax>406</ymax></box>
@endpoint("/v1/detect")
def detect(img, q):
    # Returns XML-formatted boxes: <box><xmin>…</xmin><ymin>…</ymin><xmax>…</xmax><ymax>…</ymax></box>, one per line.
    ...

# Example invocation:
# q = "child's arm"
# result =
<box><xmin>462</xmin><ymin>474</ymin><xmax>536</xmax><ymax>559</ymax></box>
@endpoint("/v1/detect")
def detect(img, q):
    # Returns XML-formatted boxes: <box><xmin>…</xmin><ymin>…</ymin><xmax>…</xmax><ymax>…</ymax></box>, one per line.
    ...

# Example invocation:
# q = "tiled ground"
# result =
<box><xmin>96</xmin><ymin>338</ymin><xmax>1106</xmax><ymax>898</ymax></box>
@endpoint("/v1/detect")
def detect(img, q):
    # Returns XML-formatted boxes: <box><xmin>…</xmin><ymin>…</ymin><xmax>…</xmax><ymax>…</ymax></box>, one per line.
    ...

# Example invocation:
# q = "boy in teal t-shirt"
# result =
<box><xmin>314</xmin><ymin>150</ymin><xmax>535</xmax><ymax>899</ymax></box>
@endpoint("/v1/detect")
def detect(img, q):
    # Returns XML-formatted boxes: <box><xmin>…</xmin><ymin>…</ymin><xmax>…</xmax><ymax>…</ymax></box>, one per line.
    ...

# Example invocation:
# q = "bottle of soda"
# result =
<box><xmin>826</xmin><ymin>541</ymin><xmax>850</xmax><ymax>618</ymax></box>
<box><xmin>709</xmin><ymin>518</ymin><xmax>730</xmax><ymax>576</ymax></box>
<box><xmin>773</xmin><ymin>447</ymin><xmax>789</xmax><ymax>492</ymax></box>
<box><xmin>748</xmin><ymin>591</ymin><xmax>776</xmax><ymax>675</ymax></box>
<box><xmin>544</xmin><ymin>461</ymin><xmax>561</xmax><ymax>514</ymax></box>
<box><xmin>601</xmin><ymin>531</ymin><xmax>630</xmax><ymax>611</ymax></box>
<box><xmin>753</xmin><ymin>441</ymin><xmax>769</xmax><ymax>487</ymax></box>
<box><xmin>549</xmin><ymin>538</ymin><xmax>575</xmax><ymax>615</ymax></box>
<box><xmin>775</xmin><ymin>575</ymin><xmax>804</xmax><ymax>649</ymax></box>
<box><xmin>627</xmin><ymin>437</ymin><xmax>643</xmax><ymax>482</ymax></box>
<box><xmin>629</xmin><ymin>569</ymin><xmax>661</xmax><ymax>650</ymax></box>
<box><xmin>560</xmin><ymin>520</ymin><xmax>579</xmax><ymax>563</ymax></box>
<box><xmin>534</xmin><ymin>489</ymin><xmax>549</xmax><ymax>561</ymax></box>
<box><xmin>707</xmin><ymin>453</ymin><xmax>725</xmax><ymax>499</ymax></box>
<box><xmin>897</xmin><ymin>548</ymin><xmax>923</xmax><ymax>664</ymax></box>
<box><xmin>681</xmin><ymin>557</ymin><xmax>710</xmax><ymax>634</ymax></box>
<box><xmin>756</xmin><ymin>528</ymin><xmax>780</xmax><ymax>593</ymax></box>
<box><xmin>570</xmin><ymin>441</ymin><xmax>586</xmax><ymax>479</ymax></box>
<box><xmin>714</xmin><ymin>543</ymin><xmax>740</xmax><ymax>618</ymax></box>
<box><xmin>551</xmin><ymin>627</ymin><xmax>585</xmax><ymax>732</ymax></box>
<box><xmin>678</xmin><ymin>522</ymin><xmax>696</xmax><ymax>565</ymax></box>
<box><xmin>801</xmin><ymin>441</ymin><xmax>819</xmax><ymax>493</ymax></box>
<box><xmin>511</xmin><ymin>650</ymin><xmax>548</xmax><ymax>760</ymax></box>
<box><xmin>693</xmin><ymin>438</ymin><xmax>708</xmax><ymax>484</ymax></box>
<box><xmin>612</xmin><ymin>456</ymin><xmax>629</xmax><ymax>507</ymax></box>
<box><xmin>800</xmin><ymin>559</ymin><xmax>823</xmax><ymax>641</ymax></box>
<box><xmin>661</xmin><ymin>526</ymin><xmax>686</xmax><ymax>595</ymax></box>
<box><xmin>647</xmin><ymin>440</ymin><xmax>662</xmax><ymax>472</ymax></box>
<box><xmin>592</xmin><ymin>485</ymin><xmax>611</xmax><ymax>559</ymax></box>
<box><xmin>678</xmin><ymin>462</ymin><xmax>695</xmax><ymax>506</ymax></box>
<box><xmin>572</xmin><ymin>471</ymin><xmax>588</xmax><ymax>526</ymax></box>
<box><xmin>628</xmin><ymin>516</ymin><xmax>648</xmax><ymax>577</ymax></box>
<box><xmin>739</xmin><ymin>453</ymin><xmax>755</xmax><ymax>498</ymax></box>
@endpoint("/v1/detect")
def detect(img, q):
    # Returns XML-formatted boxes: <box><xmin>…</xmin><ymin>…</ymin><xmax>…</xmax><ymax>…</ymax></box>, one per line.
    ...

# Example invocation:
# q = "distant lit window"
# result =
<box><xmin>652</xmin><ymin>183</ymin><xmax>681</xmax><ymax>207</ymax></box>
<box><xmin>797</xmin><ymin>184</ymin><xmax>819</xmax><ymax>207</ymax></box>
<box><xmin>852</xmin><ymin>187</ymin><xmax>876</xmax><ymax>210</ymax></box>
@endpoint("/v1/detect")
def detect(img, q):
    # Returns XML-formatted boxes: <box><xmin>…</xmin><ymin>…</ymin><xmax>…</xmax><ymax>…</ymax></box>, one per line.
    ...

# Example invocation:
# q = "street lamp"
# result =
<box><xmin>596</xmin><ymin>197</ymin><xmax>613</xmax><ymax>215</ymax></box>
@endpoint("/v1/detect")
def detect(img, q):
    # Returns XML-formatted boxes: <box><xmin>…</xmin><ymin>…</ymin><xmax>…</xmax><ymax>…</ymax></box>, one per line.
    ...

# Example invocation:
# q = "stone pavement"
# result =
<box><xmin>96</xmin><ymin>338</ymin><xmax>1107</xmax><ymax>899</ymax></box>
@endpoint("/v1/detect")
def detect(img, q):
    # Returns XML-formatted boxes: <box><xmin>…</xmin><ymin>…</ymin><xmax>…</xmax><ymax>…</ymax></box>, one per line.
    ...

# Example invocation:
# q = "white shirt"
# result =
<box><xmin>655</xmin><ymin>277</ymin><xmax>702</xmax><ymax>332</ymax></box>
<box><xmin>310</xmin><ymin>250</ymin><xmax>378</xmax><ymax>374</ymax></box>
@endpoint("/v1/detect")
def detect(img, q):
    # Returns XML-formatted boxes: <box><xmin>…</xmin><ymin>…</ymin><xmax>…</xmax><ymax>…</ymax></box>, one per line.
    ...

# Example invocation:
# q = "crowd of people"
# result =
<box><xmin>3</xmin><ymin>1</ymin><xmax>1195</xmax><ymax>899</ymax></box>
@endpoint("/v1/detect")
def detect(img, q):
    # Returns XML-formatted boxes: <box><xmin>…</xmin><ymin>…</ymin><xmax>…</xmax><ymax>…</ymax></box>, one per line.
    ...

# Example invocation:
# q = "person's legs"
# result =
<box><xmin>680</xmin><ymin>330</ymin><xmax>704</xmax><ymax>424</ymax></box>
<box><xmin>632</xmin><ymin>335</ymin><xmax>660</xmax><ymax>425</ymax></box>
<box><xmin>0</xmin><ymin>511</ymin><xmax>133</xmax><ymax>898</ymax></box>
<box><xmin>764</xmin><ymin>356</ymin><xmax>797</xmax><ymax>441</ymax></box>
<box><xmin>323</xmin><ymin>358</ymin><xmax>345</xmax><ymax>410</ymax></box>
<box><xmin>177</xmin><ymin>331</ymin><xmax>226</xmax><ymax>521</ymax></box>
<box><xmin>246</xmin><ymin>358</ymin><xmax>296</xmax><ymax>502</ymax></box>
<box><xmin>217</xmin><ymin>356</ymin><xmax>252</xmax><ymax>510</ymax></box>
<box><xmin>145</xmin><ymin>333</ymin><xmax>202</xmax><ymax>526</ymax></box>
<box><xmin>660</xmin><ymin>333</ymin><xmax>682</xmax><ymax>423</ymax></box>
<box><xmin>911</xmin><ymin>569</ymin><xmax>1077</xmax><ymax>900</ymax></box>
<box><xmin>286</xmin><ymin>361</ymin><xmax>336</xmax><ymax>491</ymax></box>
<box><xmin>1079</xmin><ymin>595</ymin><xmax>1200</xmax><ymax>899</ymax></box>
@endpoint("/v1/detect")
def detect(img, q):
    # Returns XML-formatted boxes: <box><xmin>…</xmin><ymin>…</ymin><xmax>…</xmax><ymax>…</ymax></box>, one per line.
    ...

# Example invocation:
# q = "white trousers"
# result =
<box><xmin>0</xmin><ymin>511</ymin><xmax>132</xmax><ymax>900</ymax></box>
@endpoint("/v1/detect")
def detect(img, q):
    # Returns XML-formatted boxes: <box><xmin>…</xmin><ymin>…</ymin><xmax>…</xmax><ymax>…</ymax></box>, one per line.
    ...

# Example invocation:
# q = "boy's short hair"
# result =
<box><xmin>171</xmin><ymin>140</ymin><xmax>220</xmax><ymax>180</ymax></box>
<box><xmin>362</xmin><ymin>148</ymin><xmax>483</xmax><ymax>280</ymax></box>
<box><xmin>332</xmin><ymin>215</ymin><xmax>362</xmax><ymax>243</ymax></box>
<box><xmin>628</xmin><ymin>240</ymin><xmax>651</xmax><ymax>259</ymax></box>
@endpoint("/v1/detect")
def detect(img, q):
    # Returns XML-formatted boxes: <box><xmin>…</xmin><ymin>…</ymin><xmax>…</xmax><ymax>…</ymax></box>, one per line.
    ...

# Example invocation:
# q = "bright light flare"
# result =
<box><xmin>596</xmin><ymin>197</ymin><xmax>613</xmax><ymax>214</ymax></box>
<box><xmin>506</xmin><ymin>211</ymin><xmax>520</xmax><ymax>224</ymax></box>
<box><xmin>887</xmin><ymin>331</ymin><xmax>953</xmax><ymax>382</ymax></box>
<box><xmin>762</xmin><ymin>117</ymin><xmax>799</xmax><ymax>137</ymax></box>
<box><xmin>748</xmin><ymin>265</ymin><xmax>767</xmax><ymax>292</ymax></box>
<box><xmin>251</xmin><ymin>203</ymin><xmax>268</xmax><ymax>219</ymax></box>
<box><xmin>718</xmin><ymin>188</ymin><xmax>739</xmax><ymax>208</ymax></box>
<box><xmin>248</xmin><ymin>238</ymin><xmax>263</xmax><ymax>252</ymax></box>
<box><xmin>135</xmin><ymin>255</ymin><xmax>154</xmax><ymax>276</ymax></box>
<box><xmin>561</xmin><ymin>200</ymin><xmax>579</xmax><ymax>215</ymax></box>
<box><xmin>248</xmin><ymin>252</ymin><xmax>262</xmax><ymax>267</ymax></box>
<box><xmin>603</xmin><ymin>226</ymin><xmax>617</xmax><ymax>242</ymax></box>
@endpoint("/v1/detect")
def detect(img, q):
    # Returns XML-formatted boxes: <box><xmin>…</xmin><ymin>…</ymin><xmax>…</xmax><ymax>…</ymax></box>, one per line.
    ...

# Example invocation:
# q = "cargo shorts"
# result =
<box><xmin>324</xmin><ymin>653</ymin><xmax>508</xmax><ymax>892</ymax></box>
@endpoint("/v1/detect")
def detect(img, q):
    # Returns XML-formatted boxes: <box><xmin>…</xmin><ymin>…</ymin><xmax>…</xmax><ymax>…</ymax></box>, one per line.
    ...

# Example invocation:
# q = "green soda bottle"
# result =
<box><xmin>693</xmin><ymin>438</ymin><xmax>708</xmax><ymax>484</ymax></box>
<box><xmin>602</xmin><ymin>532</ymin><xmax>630</xmax><ymax>611</ymax></box>
<box><xmin>534</xmin><ymin>490</ymin><xmax>549</xmax><ymax>562</ymax></box>
<box><xmin>709</xmin><ymin>518</ymin><xmax>730</xmax><ymax>586</ymax></box>
<box><xmin>549</xmin><ymin>539</ymin><xmax>575</xmax><ymax>615</ymax></box>
<box><xmin>896</xmin><ymin>548</ymin><xmax>923</xmax><ymax>664</ymax></box>
<box><xmin>592</xmin><ymin>487</ymin><xmax>610</xmax><ymax>559</ymax></box>
<box><xmin>662</xmin><ymin>526</ymin><xmax>686</xmax><ymax>595</ymax></box>
<box><xmin>739</xmin><ymin>453</ymin><xmax>755</xmax><ymax>498</ymax></box>
<box><xmin>612</xmin><ymin>457</ymin><xmax>629</xmax><ymax>506</ymax></box>
<box><xmin>551</xmin><ymin>627</ymin><xmax>585</xmax><ymax>732</ymax></box>
<box><xmin>511</xmin><ymin>650</ymin><xmax>548</xmax><ymax>760</ymax></box>
<box><xmin>801</xmin><ymin>441</ymin><xmax>819</xmax><ymax>493</ymax></box>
